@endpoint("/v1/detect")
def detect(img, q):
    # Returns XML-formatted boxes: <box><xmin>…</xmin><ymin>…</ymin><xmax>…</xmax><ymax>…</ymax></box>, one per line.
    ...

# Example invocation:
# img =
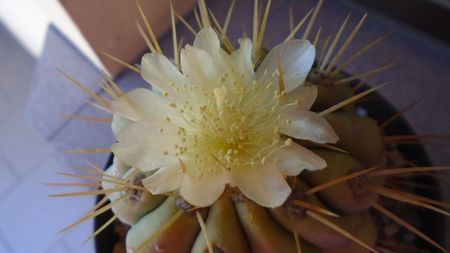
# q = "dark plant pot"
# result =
<box><xmin>94</xmin><ymin>88</ymin><xmax>445</xmax><ymax>252</ymax></box>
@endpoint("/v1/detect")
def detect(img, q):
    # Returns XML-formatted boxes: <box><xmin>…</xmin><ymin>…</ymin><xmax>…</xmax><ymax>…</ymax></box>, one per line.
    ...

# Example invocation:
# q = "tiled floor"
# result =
<box><xmin>0</xmin><ymin>23</ymin><xmax>95</xmax><ymax>253</ymax></box>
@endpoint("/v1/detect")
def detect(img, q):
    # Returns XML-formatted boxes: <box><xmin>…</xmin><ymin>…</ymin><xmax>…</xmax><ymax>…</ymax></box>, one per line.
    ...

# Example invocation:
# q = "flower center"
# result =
<box><xmin>167</xmin><ymin>74</ymin><xmax>288</xmax><ymax>173</ymax></box>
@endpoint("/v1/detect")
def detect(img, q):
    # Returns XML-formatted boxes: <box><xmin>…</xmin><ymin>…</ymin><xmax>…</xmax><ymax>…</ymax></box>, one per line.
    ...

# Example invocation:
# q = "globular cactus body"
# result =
<box><xmin>58</xmin><ymin>1</ymin><xmax>449</xmax><ymax>252</ymax></box>
<box><xmin>104</xmin><ymin>105</ymin><xmax>386</xmax><ymax>252</ymax></box>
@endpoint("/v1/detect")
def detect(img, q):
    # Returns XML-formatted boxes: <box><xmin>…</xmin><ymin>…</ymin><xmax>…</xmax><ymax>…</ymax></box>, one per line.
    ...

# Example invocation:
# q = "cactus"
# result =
<box><xmin>51</xmin><ymin>0</ymin><xmax>450</xmax><ymax>252</ymax></box>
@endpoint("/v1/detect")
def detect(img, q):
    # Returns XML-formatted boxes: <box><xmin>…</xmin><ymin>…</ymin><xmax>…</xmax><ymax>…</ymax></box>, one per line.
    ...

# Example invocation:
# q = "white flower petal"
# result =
<box><xmin>112</xmin><ymin>120</ymin><xmax>178</xmax><ymax>172</ymax></box>
<box><xmin>111</xmin><ymin>114</ymin><xmax>132</xmax><ymax>136</ymax></box>
<box><xmin>281</xmin><ymin>85</ymin><xmax>318</xmax><ymax>111</ymax></box>
<box><xmin>142</xmin><ymin>165</ymin><xmax>183</xmax><ymax>194</ymax></box>
<box><xmin>280</xmin><ymin>109</ymin><xmax>339</xmax><ymax>144</ymax></box>
<box><xmin>181</xmin><ymin>45</ymin><xmax>220</xmax><ymax>89</ymax></box>
<box><xmin>111</xmin><ymin>88</ymin><xmax>173</xmax><ymax>122</ymax></box>
<box><xmin>113</xmin><ymin>156</ymin><xmax>130</xmax><ymax>175</ymax></box>
<box><xmin>102</xmin><ymin>163</ymin><xmax>123</xmax><ymax>192</ymax></box>
<box><xmin>194</xmin><ymin>27</ymin><xmax>221</xmax><ymax>54</ymax></box>
<box><xmin>141</xmin><ymin>53</ymin><xmax>186</xmax><ymax>96</ymax></box>
<box><xmin>256</xmin><ymin>40</ymin><xmax>315</xmax><ymax>92</ymax></box>
<box><xmin>194</xmin><ymin>27</ymin><xmax>234</xmax><ymax>73</ymax></box>
<box><xmin>271</xmin><ymin>142</ymin><xmax>326</xmax><ymax>176</ymax></box>
<box><xmin>231</xmin><ymin>38</ymin><xmax>254</xmax><ymax>83</ymax></box>
<box><xmin>180</xmin><ymin>171</ymin><xmax>228</xmax><ymax>207</ymax></box>
<box><xmin>232</xmin><ymin>164</ymin><xmax>291</xmax><ymax>208</ymax></box>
